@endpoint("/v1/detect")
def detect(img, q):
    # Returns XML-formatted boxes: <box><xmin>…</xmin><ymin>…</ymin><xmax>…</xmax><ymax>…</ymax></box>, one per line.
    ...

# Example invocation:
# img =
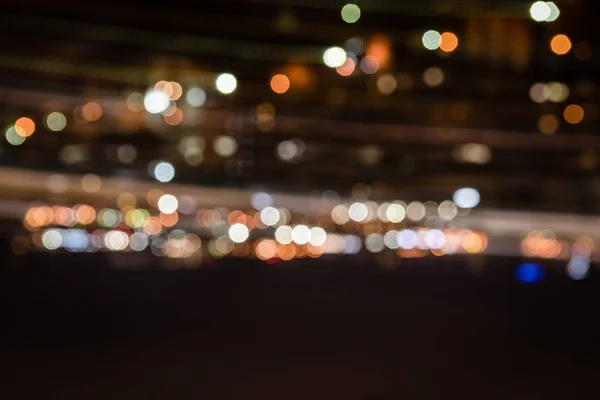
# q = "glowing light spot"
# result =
<box><xmin>515</xmin><ymin>263</ymin><xmax>545</xmax><ymax>283</ymax></box>
<box><xmin>105</xmin><ymin>230</ymin><xmax>129</xmax><ymax>251</ymax></box>
<box><xmin>158</xmin><ymin>194</ymin><xmax>178</xmax><ymax>214</ymax></box>
<box><xmin>342</xmin><ymin>235</ymin><xmax>362</xmax><ymax>254</ymax></box>
<box><xmin>14</xmin><ymin>117</ymin><xmax>35</xmax><ymax>137</ymax></box>
<box><xmin>547</xmin><ymin>82</ymin><xmax>569</xmax><ymax>102</ymax></box>
<box><xmin>425</xmin><ymin>229</ymin><xmax>446</xmax><ymax>250</ymax></box>
<box><xmin>229</xmin><ymin>223</ymin><xmax>249</xmax><ymax>243</ymax></box>
<box><xmin>455</xmin><ymin>143</ymin><xmax>491</xmax><ymax>165</ymax></box>
<box><xmin>438</xmin><ymin>200</ymin><xmax>458</xmax><ymax>220</ymax></box>
<box><xmin>341</xmin><ymin>4</ymin><xmax>361</xmax><ymax>23</ymax></box>
<box><xmin>530</xmin><ymin>83</ymin><xmax>549</xmax><ymax>103</ymax></box>
<box><xmin>270</xmin><ymin>74</ymin><xmax>290</xmax><ymax>94</ymax></box>
<box><xmin>309</xmin><ymin>227</ymin><xmax>327</xmax><ymax>246</ymax></box>
<box><xmin>323</xmin><ymin>47</ymin><xmax>347</xmax><ymax>68</ymax></box>
<box><xmin>349</xmin><ymin>202</ymin><xmax>368</xmax><ymax>222</ymax></box>
<box><xmin>567</xmin><ymin>255</ymin><xmax>590</xmax><ymax>280</ymax></box>
<box><xmin>545</xmin><ymin>2</ymin><xmax>560</xmax><ymax>21</ymax></box>
<box><xmin>331</xmin><ymin>204</ymin><xmax>350</xmax><ymax>225</ymax></box>
<box><xmin>406</xmin><ymin>202</ymin><xmax>426</xmax><ymax>221</ymax></box>
<box><xmin>291</xmin><ymin>225</ymin><xmax>311</xmax><ymax>245</ymax></box>
<box><xmin>216</xmin><ymin>73</ymin><xmax>237</xmax><ymax>94</ymax></box>
<box><xmin>152</xmin><ymin>161</ymin><xmax>175</xmax><ymax>183</ymax></box>
<box><xmin>386</xmin><ymin>203</ymin><xmax>406</xmax><ymax>223</ymax></box>
<box><xmin>5</xmin><ymin>126</ymin><xmax>25</xmax><ymax>145</ymax></box>
<box><xmin>530</xmin><ymin>1</ymin><xmax>551</xmax><ymax>22</ymax></box>
<box><xmin>422</xmin><ymin>30</ymin><xmax>441</xmax><ymax>50</ymax></box>
<box><xmin>130</xmin><ymin>232</ymin><xmax>149</xmax><ymax>251</ymax></box>
<box><xmin>277</xmin><ymin>138</ymin><xmax>305</xmax><ymax>162</ymax></box>
<box><xmin>550</xmin><ymin>34</ymin><xmax>572</xmax><ymax>55</ymax></box>
<box><xmin>360</xmin><ymin>55</ymin><xmax>379</xmax><ymax>74</ymax></box>
<box><xmin>256</xmin><ymin>239</ymin><xmax>278</xmax><ymax>260</ymax></box>
<box><xmin>213</xmin><ymin>135</ymin><xmax>238</xmax><ymax>157</ymax></box>
<box><xmin>423</xmin><ymin>67</ymin><xmax>444</xmax><ymax>87</ymax></box>
<box><xmin>376</xmin><ymin>74</ymin><xmax>397</xmax><ymax>95</ymax></box>
<box><xmin>365</xmin><ymin>233</ymin><xmax>384</xmax><ymax>253</ymax></box>
<box><xmin>42</xmin><ymin>229</ymin><xmax>62</xmax><ymax>250</ymax></box>
<box><xmin>538</xmin><ymin>114</ymin><xmax>559</xmax><ymax>134</ymax></box>
<box><xmin>336</xmin><ymin>57</ymin><xmax>355</xmax><ymax>76</ymax></box>
<box><xmin>439</xmin><ymin>32</ymin><xmax>458</xmax><ymax>52</ymax></box>
<box><xmin>397</xmin><ymin>229</ymin><xmax>417</xmax><ymax>250</ymax></box>
<box><xmin>185</xmin><ymin>87</ymin><xmax>206</xmax><ymax>107</ymax></box>
<box><xmin>45</xmin><ymin>112</ymin><xmax>67</xmax><ymax>131</ymax></box>
<box><xmin>164</xmin><ymin>108</ymin><xmax>183</xmax><ymax>126</ymax></box>
<box><xmin>275</xmin><ymin>225</ymin><xmax>293</xmax><ymax>244</ymax></box>
<box><xmin>98</xmin><ymin>208</ymin><xmax>120</xmax><ymax>228</ymax></box>
<box><xmin>82</xmin><ymin>102</ymin><xmax>103</xmax><ymax>122</ymax></box>
<box><xmin>143</xmin><ymin>90</ymin><xmax>169</xmax><ymax>114</ymax></box>
<box><xmin>260</xmin><ymin>206</ymin><xmax>280</xmax><ymax>226</ymax></box>
<box><xmin>126</xmin><ymin>93</ymin><xmax>144</xmax><ymax>112</ymax></box>
<box><xmin>163</xmin><ymin>81</ymin><xmax>183</xmax><ymax>101</ymax></box>
<box><xmin>453</xmin><ymin>188</ymin><xmax>480</xmax><ymax>208</ymax></box>
<box><xmin>564</xmin><ymin>104</ymin><xmax>584</xmax><ymax>124</ymax></box>
<box><xmin>251</xmin><ymin>192</ymin><xmax>273</xmax><ymax>210</ymax></box>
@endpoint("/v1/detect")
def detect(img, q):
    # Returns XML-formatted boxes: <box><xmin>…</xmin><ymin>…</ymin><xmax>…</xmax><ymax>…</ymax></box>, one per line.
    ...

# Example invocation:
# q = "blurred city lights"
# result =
<box><xmin>186</xmin><ymin>87</ymin><xmax>206</xmax><ymax>107</ymax></box>
<box><xmin>529</xmin><ymin>1</ymin><xmax>551</xmax><ymax>22</ymax></box>
<box><xmin>545</xmin><ymin>2</ymin><xmax>560</xmax><ymax>21</ymax></box>
<box><xmin>360</xmin><ymin>55</ymin><xmax>379</xmax><ymax>74</ymax></box>
<box><xmin>567</xmin><ymin>255</ymin><xmax>590</xmax><ymax>280</ymax></box>
<box><xmin>365</xmin><ymin>233</ymin><xmax>385</xmax><ymax>253</ymax></box>
<box><xmin>309</xmin><ymin>227</ymin><xmax>327</xmax><ymax>246</ymax></box>
<box><xmin>214</xmin><ymin>135</ymin><xmax>238</xmax><ymax>157</ymax></box>
<box><xmin>82</xmin><ymin>102</ymin><xmax>103</xmax><ymax>122</ymax></box>
<box><xmin>216</xmin><ymin>73</ymin><xmax>237</xmax><ymax>94</ymax></box>
<box><xmin>291</xmin><ymin>225</ymin><xmax>311</xmax><ymax>245</ymax></box>
<box><xmin>5</xmin><ymin>126</ymin><xmax>25</xmax><ymax>145</ymax></box>
<box><xmin>144</xmin><ymin>90</ymin><xmax>170</xmax><ymax>114</ymax></box>
<box><xmin>45</xmin><ymin>112</ymin><xmax>67</xmax><ymax>131</ymax></box>
<box><xmin>152</xmin><ymin>161</ymin><xmax>175</xmax><ymax>183</ymax></box>
<box><xmin>341</xmin><ymin>4</ymin><xmax>361</xmax><ymax>23</ymax></box>
<box><xmin>564</xmin><ymin>104</ymin><xmax>584</xmax><ymax>124</ymax></box>
<box><xmin>550</xmin><ymin>34</ymin><xmax>572</xmax><ymax>55</ymax></box>
<box><xmin>439</xmin><ymin>32</ymin><xmax>458</xmax><ymax>52</ymax></box>
<box><xmin>126</xmin><ymin>93</ymin><xmax>144</xmax><ymax>111</ymax></box>
<box><xmin>251</xmin><ymin>192</ymin><xmax>273</xmax><ymax>210</ymax></box>
<box><xmin>336</xmin><ymin>57</ymin><xmax>356</xmax><ymax>76</ymax></box>
<box><xmin>42</xmin><ymin>229</ymin><xmax>62</xmax><ymax>250</ymax></box>
<box><xmin>275</xmin><ymin>225</ymin><xmax>293</xmax><ymax>244</ymax></box>
<box><xmin>228</xmin><ymin>223</ymin><xmax>249</xmax><ymax>243</ymax></box>
<box><xmin>376</xmin><ymin>74</ymin><xmax>397</xmax><ymax>95</ymax></box>
<box><xmin>260</xmin><ymin>206</ymin><xmax>280</xmax><ymax>226</ymax></box>
<box><xmin>348</xmin><ymin>202</ymin><xmax>368</xmax><ymax>222</ymax></box>
<box><xmin>270</xmin><ymin>74</ymin><xmax>290</xmax><ymax>94</ymax></box>
<box><xmin>14</xmin><ymin>117</ymin><xmax>35</xmax><ymax>137</ymax></box>
<box><xmin>397</xmin><ymin>229</ymin><xmax>418</xmax><ymax>250</ymax></box>
<box><xmin>515</xmin><ymin>263</ymin><xmax>545</xmax><ymax>283</ymax></box>
<box><xmin>538</xmin><ymin>114</ymin><xmax>559</xmax><ymax>134</ymax></box>
<box><xmin>406</xmin><ymin>201</ymin><xmax>426</xmax><ymax>221</ymax></box>
<box><xmin>323</xmin><ymin>47</ymin><xmax>347</xmax><ymax>68</ymax></box>
<box><xmin>386</xmin><ymin>203</ymin><xmax>406</xmax><ymax>223</ymax></box>
<box><xmin>453</xmin><ymin>188</ymin><xmax>480</xmax><ymax>208</ymax></box>
<box><xmin>158</xmin><ymin>194</ymin><xmax>178</xmax><ymax>214</ymax></box>
<box><xmin>422</xmin><ymin>30</ymin><xmax>441</xmax><ymax>50</ymax></box>
<box><xmin>423</xmin><ymin>67</ymin><xmax>444</xmax><ymax>87</ymax></box>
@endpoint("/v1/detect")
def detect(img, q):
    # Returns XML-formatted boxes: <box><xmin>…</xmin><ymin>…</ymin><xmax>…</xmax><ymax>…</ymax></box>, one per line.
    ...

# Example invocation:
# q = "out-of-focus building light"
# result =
<box><xmin>186</xmin><ymin>87</ymin><xmax>206</xmax><ymax>107</ymax></box>
<box><xmin>163</xmin><ymin>81</ymin><xmax>183</xmax><ymax>101</ymax></box>
<box><xmin>15</xmin><ymin>117</ymin><xmax>35</xmax><ymax>137</ymax></box>
<box><xmin>5</xmin><ymin>126</ymin><xmax>25</xmax><ymax>145</ymax></box>
<box><xmin>216</xmin><ymin>73</ymin><xmax>237</xmax><ymax>94</ymax></box>
<box><xmin>158</xmin><ymin>194</ymin><xmax>178</xmax><ymax>214</ymax></box>
<box><xmin>550</xmin><ymin>34</ymin><xmax>572</xmax><ymax>55</ymax></box>
<box><xmin>529</xmin><ymin>1</ymin><xmax>551</xmax><ymax>22</ymax></box>
<box><xmin>117</xmin><ymin>144</ymin><xmax>137</xmax><ymax>164</ymax></box>
<box><xmin>344</xmin><ymin>37</ymin><xmax>365</xmax><ymax>55</ymax></box>
<box><xmin>309</xmin><ymin>227</ymin><xmax>327</xmax><ymax>246</ymax></box>
<box><xmin>291</xmin><ymin>225</ymin><xmax>311</xmax><ymax>245</ymax></box>
<box><xmin>360</xmin><ymin>55</ymin><xmax>379</xmax><ymax>74</ymax></box>
<box><xmin>270</xmin><ymin>74</ymin><xmax>291</xmax><ymax>94</ymax></box>
<box><xmin>529</xmin><ymin>83</ymin><xmax>549</xmax><ymax>103</ymax></box>
<box><xmin>547</xmin><ymin>82</ymin><xmax>569</xmax><ymax>102</ymax></box>
<box><xmin>97</xmin><ymin>208</ymin><xmax>120</xmax><ymax>228</ymax></box>
<box><xmin>422</xmin><ymin>30</ymin><xmax>441</xmax><ymax>50</ymax></box>
<box><xmin>323</xmin><ymin>47</ymin><xmax>347</xmax><ymax>68</ymax></box>
<box><xmin>229</xmin><ymin>223</ymin><xmax>249</xmax><ymax>243</ymax></box>
<box><xmin>564</xmin><ymin>104</ymin><xmax>584</xmax><ymax>124</ymax></box>
<box><xmin>277</xmin><ymin>138</ymin><xmax>304</xmax><ymax>162</ymax></box>
<box><xmin>515</xmin><ymin>263</ymin><xmax>545</xmax><ymax>283</ymax></box>
<box><xmin>82</xmin><ymin>102</ymin><xmax>103</xmax><ymax>122</ymax></box>
<box><xmin>376</xmin><ymin>74</ymin><xmax>397</xmax><ymax>95</ymax></box>
<box><xmin>126</xmin><ymin>93</ymin><xmax>144</xmax><ymax>112</ymax></box>
<box><xmin>423</xmin><ymin>67</ymin><xmax>444</xmax><ymax>87</ymax></box>
<box><xmin>341</xmin><ymin>4</ymin><xmax>361</xmax><ymax>23</ymax></box>
<box><xmin>438</xmin><ymin>201</ymin><xmax>458</xmax><ymax>220</ymax></box>
<box><xmin>130</xmin><ymin>232</ymin><xmax>149</xmax><ymax>252</ymax></box>
<box><xmin>331</xmin><ymin>204</ymin><xmax>350</xmax><ymax>225</ymax></box>
<box><xmin>365</xmin><ymin>233</ymin><xmax>385</xmax><ymax>253</ymax></box>
<box><xmin>152</xmin><ymin>161</ymin><xmax>175</xmax><ymax>183</ymax></box>
<box><xmin>105</xmin><ymin>230</ymin><xmax>129</xmax><ymax>251</ymax></box>
<box><xmin>275</xmin><ymin>225</ymin><xmax>293</xmax><ymax>244</ymax></box>
<box><xmin>45</xmin><ymin>112</ymin><xmax>67</xmax><ymax>131</ymax></box>
<box><xmin>260</xmin><ymin>207</ymin><xmax>280</xmax><ymax>226</ymax></box>
<box><xmin>406</xmin><ymin>201</ymin><xmax>426</xmax><ymax>221</ymax></box>
<box><xmin>213</xmin><ymin>135</ymin><xmax>238</xmax><ymax>157</ymax></box>
<box><xmin>386</xmin><ymin>203</ymin><xmax>406</xmax><ymax>223</ymax></box>
<box><xmin>251</xmin><ymin>192</ymin><xmax>273</xmax><ymax>210</ymax></box>
<box><xmin>455</xmin><ymin>143</ymin><xmax>492</xmax><ymax>165</ymax></box>
<box><xmin>453</xmin><ymin>188</ymin><xmax>480</xmax><ymax>208</ymax></box>
<box><xmin>342</xmin><ymin>234</ymin><xmax>362</xmax><ymax>254</ymax></box>
<box><xmin>144</xmin><ymin>90</ymin><xmax>170</xmax><ymax>114</ymax></box>
<box><xmin>439</xmin><ymin>32</ymin><xmax>459</xmax><ymax>52</ymax></box>
<box><xmin>42</xmin><ymin>229</ymin><xmax>62</xmax><ymax>250</ymax></box>
<box><xmin>397</xmin><ymin>229</ymin><xmax>418</xmax><ymax>250</ymax></box>
<box><xmin>545</xmin><ymin>2</ymin><xmax>560</xmax><ymax>22</ymax></box>
<box><xmin>164</xmin><ymin>108</ymin><xmax>183</xmax><ymax>126</ymax></box>
<box><xmin>425</xmin><ymin>229</ymin><xmax>446</xmax><ymax>250</ymax></box>
<box><xmin>349</xmin><ymin>202</ymin><xmax>368</xmax><ymax>222</ymax></box>
<box><xmin>567</xmin><ymin>255</ymin><xmax>590</xmax><ymax>280</ymax></box>
<box><xmin>538</xmin><ymin>114</ymin><xmax>559</xmax><ymax>134</ymax></box>
<box><xmin>336</xmin><ymin>57</ymin><xmax>355</xmax><ymax>76</ymax></box>
<box><xmin>384</xmin><ymin>230</ymin><xmax>400</xmax><ymax>249</ymax></box>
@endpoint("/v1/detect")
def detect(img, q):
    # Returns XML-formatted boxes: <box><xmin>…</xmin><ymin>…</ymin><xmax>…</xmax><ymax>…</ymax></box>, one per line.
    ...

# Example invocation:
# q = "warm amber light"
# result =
<box><xmin>336</xmin><ymin>57</ymin><xmax>355</xmax><ymax>76</ymax></box>
<box><xmin>538</xmin><ymin>114</ymin><xmax>559</xmax><ymax>134</ymax></box>
<box><xmin>564</xmin><ymin>104</ymin><xmax>584</xmax><ymax>124</ymax></box>
<box><xmin>164</xmin><ymin>108</ymin><xmax>183</xmax><ymax>125</ymax></box>
<box><xmin>159</xmin><ymin>211</ymin><xmax>179</xmax><ymax>227</ymax></box>
<box><xmin>82</xmin><ymin>102</ymin><xmax>103</xmax><ymax>122</ymax></box>
<box><xmin>14</xmin><ymin>117</ymin><xmax>35</xmax><ymax>137</ymax></box>
<box><xmin>439</xmin><ymin>32</ymin><xmax>459</xmax><ymax>52</ymax></box>
<box><xmin>270</xmin><ymin>74</ymin><xmax>291</xmax><ymax>94</ymax></box>
<box><xmin>550</xmin><ymin>34</ymin><xmax>572</xmax><ymax>55</ymax></box>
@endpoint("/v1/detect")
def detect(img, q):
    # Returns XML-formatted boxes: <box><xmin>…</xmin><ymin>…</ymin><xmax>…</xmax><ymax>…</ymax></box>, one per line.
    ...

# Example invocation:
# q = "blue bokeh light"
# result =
<box><xmin>515</xmin><ymin>263</ymin><xmax>545</xmax><ymax>283</ymax></box>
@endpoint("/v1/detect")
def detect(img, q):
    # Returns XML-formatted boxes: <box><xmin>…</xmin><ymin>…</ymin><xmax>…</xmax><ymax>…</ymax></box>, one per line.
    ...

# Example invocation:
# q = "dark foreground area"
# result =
<box><xmin>1</xmin><ymin>254</ymin><xmax>599</xmax><ymax>399</ymax></box>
